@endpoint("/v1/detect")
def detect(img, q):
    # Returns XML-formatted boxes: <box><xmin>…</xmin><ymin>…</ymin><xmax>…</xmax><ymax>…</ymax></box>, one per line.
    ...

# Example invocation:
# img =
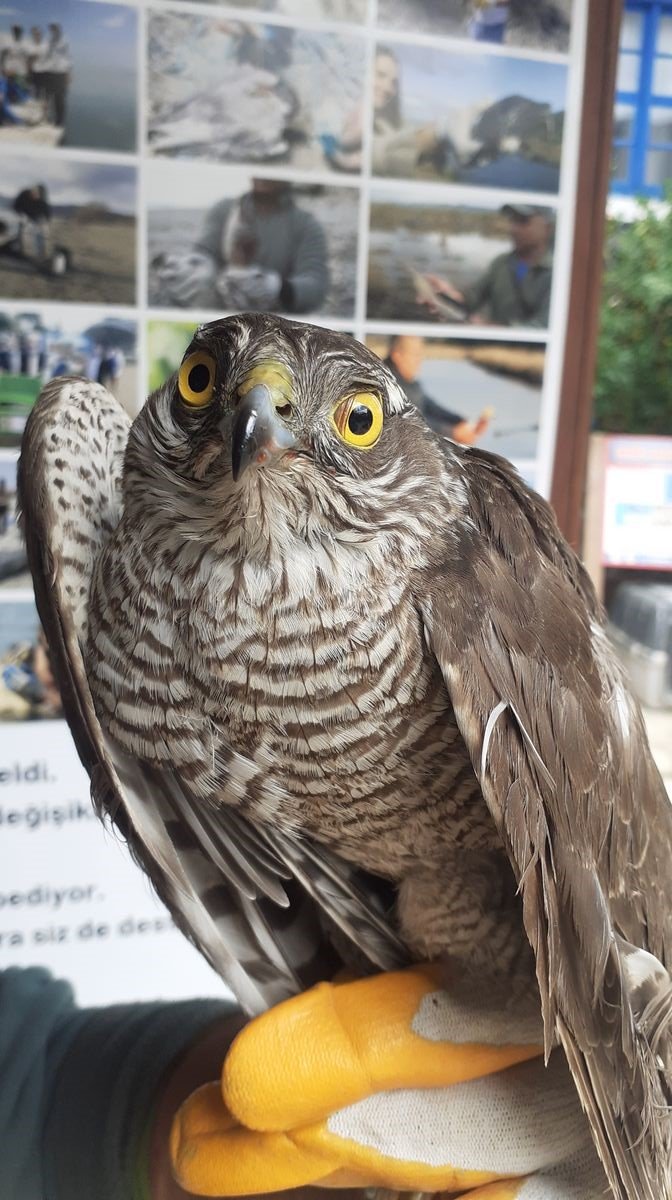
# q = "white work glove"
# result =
<box><xmin>215</xmin><ymin>265</ymin><xmax>282</xmax><ymax>311</ymax></box>
<box><xmin>171</xmin><ymin>967</ymin><xmax>607</xmax><ymax>1198</ymax></box>
<box><xmin>154</xmin><ymin>251</ymin><xmax>216</xmax><ymax>307</ymax></box>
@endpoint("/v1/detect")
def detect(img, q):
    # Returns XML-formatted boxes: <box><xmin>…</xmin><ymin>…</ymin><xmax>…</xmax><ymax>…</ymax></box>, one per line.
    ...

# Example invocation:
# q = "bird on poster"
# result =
<box><xmin>18</xmin><ymin>313</ymin><xmax>672</xmax><ymax>1200</ymax></box>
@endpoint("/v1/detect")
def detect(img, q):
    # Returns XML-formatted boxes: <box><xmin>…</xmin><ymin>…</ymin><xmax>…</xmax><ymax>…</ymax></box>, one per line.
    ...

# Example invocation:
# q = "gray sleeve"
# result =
<box><xmin>284</xmin><ymin>212</ymin><xmax>330</xmax><ymax>313</ymax></box>
<box><xmin>461</xmin><ymin>262</ymin><xmax>495</xmax><ymax>315</ymax></box>
<box><xmin>0</xmin><ymin>966</ymin><xmax>235</xmax><ymax>1200</ymax></box>
<box><xmin>194</xmin><ymin>199</ymin><xmax>231</xmax><ymax>265</ymax></box>
<box><xmin>526</xmin><ymin>273</ymin><xmax>552</xmax><ymax>328</ymax></box>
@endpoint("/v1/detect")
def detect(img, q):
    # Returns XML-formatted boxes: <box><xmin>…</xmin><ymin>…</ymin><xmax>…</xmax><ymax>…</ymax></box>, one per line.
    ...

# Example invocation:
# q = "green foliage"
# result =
<box><xmin>594</xmin><ymin>193</ymin><xmax>672</xmax><ymax>434</ymax></box>
<box><xmin>147</xmin><ymin>320</ymin><xmax>198</xmax><ymax>393</ymax></box>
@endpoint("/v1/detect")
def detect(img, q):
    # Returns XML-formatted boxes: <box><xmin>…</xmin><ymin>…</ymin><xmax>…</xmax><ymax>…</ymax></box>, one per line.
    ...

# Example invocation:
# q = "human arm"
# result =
<box><xmin>153</xmin><ymin>200</ymin><xmax>230</xmax><ymax>307</ymax></box>
<box><xmin>450</xmin><ymin>410</ymin><xmax>493</xmax><ymax>445</ymax></box>
<box><xmin>0</xmin><ymin>966</ymin><xmax>235</xmax><ymax>1200</ymax></box>
<box><xmin>12</xmin><ymin>189</ymin><xmax>27</xmax><ymax>217</ymax></box>
<box><xmin>422</xmin><ymin>273</ymin><xmax>466</xmax><ymax>306</ymax></box>
<box><xmin>280</xmin><ymin>214</ymin><xmax>329</xmax><ymax>313</ymax></box>
<box><xmin>194</xmin><ymin>200</ymin><xmax>231</xmax><ymax>265</ymax></box>
<box><xmin>524</xmin><ymin>271</ymin><xmax>552</xmax><ymax>328</ymax></box>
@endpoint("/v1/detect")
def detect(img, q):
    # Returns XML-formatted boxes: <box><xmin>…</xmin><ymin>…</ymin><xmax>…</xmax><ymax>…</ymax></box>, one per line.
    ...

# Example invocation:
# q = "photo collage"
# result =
<box><xmin>0</xmin><ymin>0</ymin><xmax>581</xmax><ymax>709</ymax></box>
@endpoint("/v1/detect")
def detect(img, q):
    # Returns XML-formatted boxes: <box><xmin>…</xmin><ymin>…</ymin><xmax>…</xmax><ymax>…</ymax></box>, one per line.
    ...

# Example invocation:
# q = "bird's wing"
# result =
<box><xmin>19</xmin><ymin>378</ymin><xmax>405</xmax><ymax>1017</ymax></box>
<box><xmin>417</xmin><ymin>445</ymin><xmax>672</xmax><ymax>1200</ymax></box>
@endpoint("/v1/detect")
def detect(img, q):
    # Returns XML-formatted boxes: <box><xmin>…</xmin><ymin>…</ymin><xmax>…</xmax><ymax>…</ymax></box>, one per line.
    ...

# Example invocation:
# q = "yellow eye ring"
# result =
<box><xmin>331</xmin><ymin>392</ymin><xmax>383</xmax><ymax>449</ymax></box>
<box><xmin>178</xmin><ymin>351</ymin><xmax>216</xmax><ymax>407</ymax></box>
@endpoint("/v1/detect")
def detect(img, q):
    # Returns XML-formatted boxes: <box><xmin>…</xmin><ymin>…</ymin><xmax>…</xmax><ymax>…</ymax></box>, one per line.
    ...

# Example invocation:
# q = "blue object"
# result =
<box><xmin>2</xmin><ymin>663</ymin><xmax>42</xmax><ymax>703</ymax></box>
<box><xmin>0</xmin><ymin>76</ymin><xmax>26</xmax><ymax>126</ymax></box>
<box><xmin>319</xmin><ymin>133</ymin><xmax>339</xmax><ymax>161</ymax></box>
<box><xmin>468</xmin><ymin>18</ymin><xmax>508</xmax><ymax>44</ymax></box>
<box><xmin>613</xmin><ymin>0</ymin><xmax>672</xmax><ymax>197</ymax></box>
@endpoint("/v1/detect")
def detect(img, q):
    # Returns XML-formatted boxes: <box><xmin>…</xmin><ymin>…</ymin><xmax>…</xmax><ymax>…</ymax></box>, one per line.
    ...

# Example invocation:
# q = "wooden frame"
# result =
<box><xmin>550</xmin><ymin>0</ymin><xmax>623</xmax><ymax>548</ymax></box>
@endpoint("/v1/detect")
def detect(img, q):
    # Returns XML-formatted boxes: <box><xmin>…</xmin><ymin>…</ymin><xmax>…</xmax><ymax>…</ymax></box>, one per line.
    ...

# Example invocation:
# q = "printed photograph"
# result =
<box><xmin>0</xmin><ymin>595</ymin><xmax>63</xmax><ymax>719</ymax></box>
<box><xmin>173</xmin><ymin>1</ymin><xmax>368</xmax><ymax>18</ymax></box>
<box><xmin>367</xmin><ymin>333</ymin><xmax>544</xmax><ymax>461</ymax></box>
<box><xmin>369</xmin><ymin>42</ymin><xmax>567</xmax><ymax>190</ymax></box>
<box><xmin>376</xmin><ymin>0</ymin><xmax>573</xmax><ymax>53</ymax></box>
<box><xmin>0</xmin><ymin>157</ymin><xmax>136</xmax><ymax>304</ymax></box>
<box><xmin>367</xmin><ymin>193</ymin><xmax>555</xmax><ymax>327</ymax></box>
<box><xmin>0</xmin><ymin>306</ymin><xmax>138</xmax><ymax>451</ymax></box>
<box><xmin>147</xmin><ymin>165</ymin><xmax>359</xmax><ymax>319</ymax></box>
<box><xmin>0</xmin><ymin>0</ymin><xmax>138</xmax><ymax>153</ymax></box>
<box><xmin>147</xmin><ymin>12</ymin><xmax>365</xmax><ymax>173</ymax></box>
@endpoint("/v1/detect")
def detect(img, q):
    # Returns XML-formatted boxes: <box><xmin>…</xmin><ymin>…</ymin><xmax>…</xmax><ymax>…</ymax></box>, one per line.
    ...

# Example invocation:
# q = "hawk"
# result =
<box><xmin>18</xmin><ymin>314</ymin><xmax>672</xmax><ymax>1199</ymax></box>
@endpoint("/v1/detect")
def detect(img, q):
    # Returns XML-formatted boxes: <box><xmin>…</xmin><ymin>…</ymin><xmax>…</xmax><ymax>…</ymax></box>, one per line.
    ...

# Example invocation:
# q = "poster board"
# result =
<box><xmin>601</xmin><ymin>435</ymin><xmax>672</xmax><ymax>570</ymax></box>
<box><xmin>0</xmin><ymin>0</ymin><xmax>589</xmax><ymax>1004</ymax></box>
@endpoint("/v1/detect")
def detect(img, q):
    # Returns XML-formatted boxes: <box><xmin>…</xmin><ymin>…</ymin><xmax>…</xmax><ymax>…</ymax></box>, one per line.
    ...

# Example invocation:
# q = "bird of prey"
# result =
<box><xmin>18</xmin><ymin>313</ymin><xmax>672</xmax><ymax>1200</ymax></box>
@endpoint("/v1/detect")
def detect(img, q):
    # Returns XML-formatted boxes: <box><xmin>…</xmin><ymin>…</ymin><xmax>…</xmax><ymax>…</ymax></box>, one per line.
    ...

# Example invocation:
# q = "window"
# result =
<box><xmin>613</xmin><ymin>1</ymin><xmax>672</xmax><ymax>196</ymax></box>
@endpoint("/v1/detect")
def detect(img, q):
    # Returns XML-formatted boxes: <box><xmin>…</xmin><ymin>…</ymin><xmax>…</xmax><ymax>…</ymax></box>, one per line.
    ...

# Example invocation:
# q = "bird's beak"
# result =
<box><xmin>227</xmin><ymin>381</ymin><xmax>297</xmax><ymax>483</ymax></box>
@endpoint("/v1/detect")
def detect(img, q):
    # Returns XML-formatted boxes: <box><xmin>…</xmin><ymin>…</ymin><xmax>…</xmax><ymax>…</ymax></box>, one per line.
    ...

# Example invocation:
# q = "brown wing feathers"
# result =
<box><xmin>422</xmin><ymin>445</ymin><xmax>672</xmax><ymax>1200</ymax></box>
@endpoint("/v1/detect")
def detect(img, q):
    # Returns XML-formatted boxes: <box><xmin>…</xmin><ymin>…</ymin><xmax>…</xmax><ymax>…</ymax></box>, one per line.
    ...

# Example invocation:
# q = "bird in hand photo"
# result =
<box><xmin>18</xmin><ymin>313</ymin><xmax>672</xmax><ymax>1200</ymax></box>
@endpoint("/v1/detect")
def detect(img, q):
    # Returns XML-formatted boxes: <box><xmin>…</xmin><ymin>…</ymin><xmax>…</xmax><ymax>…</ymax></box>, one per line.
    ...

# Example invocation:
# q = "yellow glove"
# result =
<box><xmin>170</xmin><ymin>967</ymin><xmax>605</xmax><ymax>1198</ymax></box>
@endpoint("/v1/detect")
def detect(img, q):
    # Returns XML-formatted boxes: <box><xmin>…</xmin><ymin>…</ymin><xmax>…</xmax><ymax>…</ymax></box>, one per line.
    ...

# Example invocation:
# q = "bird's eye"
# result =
<box><xmin>331</xmin><ymin>392</ymin><xmax>383</xmax><ymax>449</ymax></box>
<box><xmin>178</xmin><ymin>351</ymin><xmax>216</xmax><ymax>407</ymax></box>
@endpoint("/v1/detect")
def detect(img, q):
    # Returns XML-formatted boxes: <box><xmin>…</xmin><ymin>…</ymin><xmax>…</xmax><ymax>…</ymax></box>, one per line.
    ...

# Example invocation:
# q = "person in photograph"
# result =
<box><xmin>468</xmin><ymin>0</ymin><xmax>511</xmax><ymax>43</ymax></box>
<box><xmin>325</xmin><ymin>46</ymin><xmax>400</xmax><ymax>173</ymax></box>
<box><xmin>86</xmin><ymin>343</ymin><xmax>104</xmax><ymax>383</ymax></box>
<box><xmin>324</xmin><ymin>47</ymin><xmax>451</xmax><ymax>177</ymax></box>
<box><xmin>12</xmin><ymin>183</ymin><xmax>52</xmax><ymax>262</ymax></box>
<box><xmin>28</xmin><ymin>26</ymin><xmax>49</xmax><ymax>102</ymax></box>
<box><xmin>155</xmin><ymin>179</ymin><xmax>329</xmax><ymax>313</ymax></box>
<box><xmin>19</xmin><ymin>328</ymin><xmax>40</xmax><ymax>376</ymax></box>
<box><xmin>0</xmin><ymin>25</ymin><xmax>29</xmax><ymax>84</ymax></box>
<box><xmin>0</xmin><ymin>24</ymin><xmax>32</xmax><ymax>124</ymax></box>
<box><xmin>42</xmin><ymin>22</ymin><xmax>71</xmax><ymax>129</ymax></box>
<box><xmin>0</xmin><ymin>328</ymin><xmax>17</xmax><ymax>374</ymax></box>
<box><xmin>421</xmin><ymin>204</ymin><xmax>553</xmax><ymax>328</ymax></box>
<box><xmin>0</xmin><ymin>480</ymin><xmax>9</xmax><ymax>536</ymax></box>
<box><xmin>385</xmin><ymin>334</ymin><xmax>492</xmax><ymax>445</ymax></box>
<box><xmin>98</xmin><ymin>345</ymin><xmax>126</xmax><ymax>389</ymax></box>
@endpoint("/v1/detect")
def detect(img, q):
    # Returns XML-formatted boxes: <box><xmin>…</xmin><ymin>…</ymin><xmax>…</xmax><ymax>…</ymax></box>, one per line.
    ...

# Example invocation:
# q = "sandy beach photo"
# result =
<box><xmin>0</xmin><ymin>157</ymin><xmax>136</xmax><ymax>304</ymax></box>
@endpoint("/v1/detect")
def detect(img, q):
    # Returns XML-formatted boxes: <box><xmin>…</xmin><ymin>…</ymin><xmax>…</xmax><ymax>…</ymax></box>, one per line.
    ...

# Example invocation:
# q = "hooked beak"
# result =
<box><xmin>227</xmin><ymin>383</ymin><xmax>297</xmax><ymax>482</ymax></box>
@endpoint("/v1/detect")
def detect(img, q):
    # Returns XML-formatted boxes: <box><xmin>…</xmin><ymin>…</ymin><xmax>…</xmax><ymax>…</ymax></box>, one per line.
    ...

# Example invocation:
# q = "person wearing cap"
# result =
<box><xmin>421</xmin><ymin>204</ymin><xmax>553</xmax><ymax>328</ymax></box>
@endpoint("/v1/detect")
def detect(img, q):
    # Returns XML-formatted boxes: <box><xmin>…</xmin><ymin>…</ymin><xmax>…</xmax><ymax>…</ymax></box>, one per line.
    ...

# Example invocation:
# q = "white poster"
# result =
<box><xmin>0</xmin><ymin>717</ymin><xmax>228</xmax><ymax>1004</ymax></box>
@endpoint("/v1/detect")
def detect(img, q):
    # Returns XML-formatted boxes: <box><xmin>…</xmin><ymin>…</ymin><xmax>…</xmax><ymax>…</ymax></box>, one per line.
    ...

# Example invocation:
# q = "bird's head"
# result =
<box><xmin>125</xmin><ymin>314</ymin><xmax>451</xmax><ymax>564</ymax></box>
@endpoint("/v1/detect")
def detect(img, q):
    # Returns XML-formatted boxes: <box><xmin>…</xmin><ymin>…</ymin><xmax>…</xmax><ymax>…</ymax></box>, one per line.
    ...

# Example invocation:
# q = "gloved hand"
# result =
<box><xmin>215</xmin><ymin>266</ymin><xmax>282</xmax><ymax>311</ymax></box>
<box><xmin>170</xmin><ymin>967</ymin><xmax>607</xmax><ymax>1198</ymax></box>
<box><xmin>153</xmin><ymin>251</ymin><xmax>216</xmax><ymax>307</ymax></box>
